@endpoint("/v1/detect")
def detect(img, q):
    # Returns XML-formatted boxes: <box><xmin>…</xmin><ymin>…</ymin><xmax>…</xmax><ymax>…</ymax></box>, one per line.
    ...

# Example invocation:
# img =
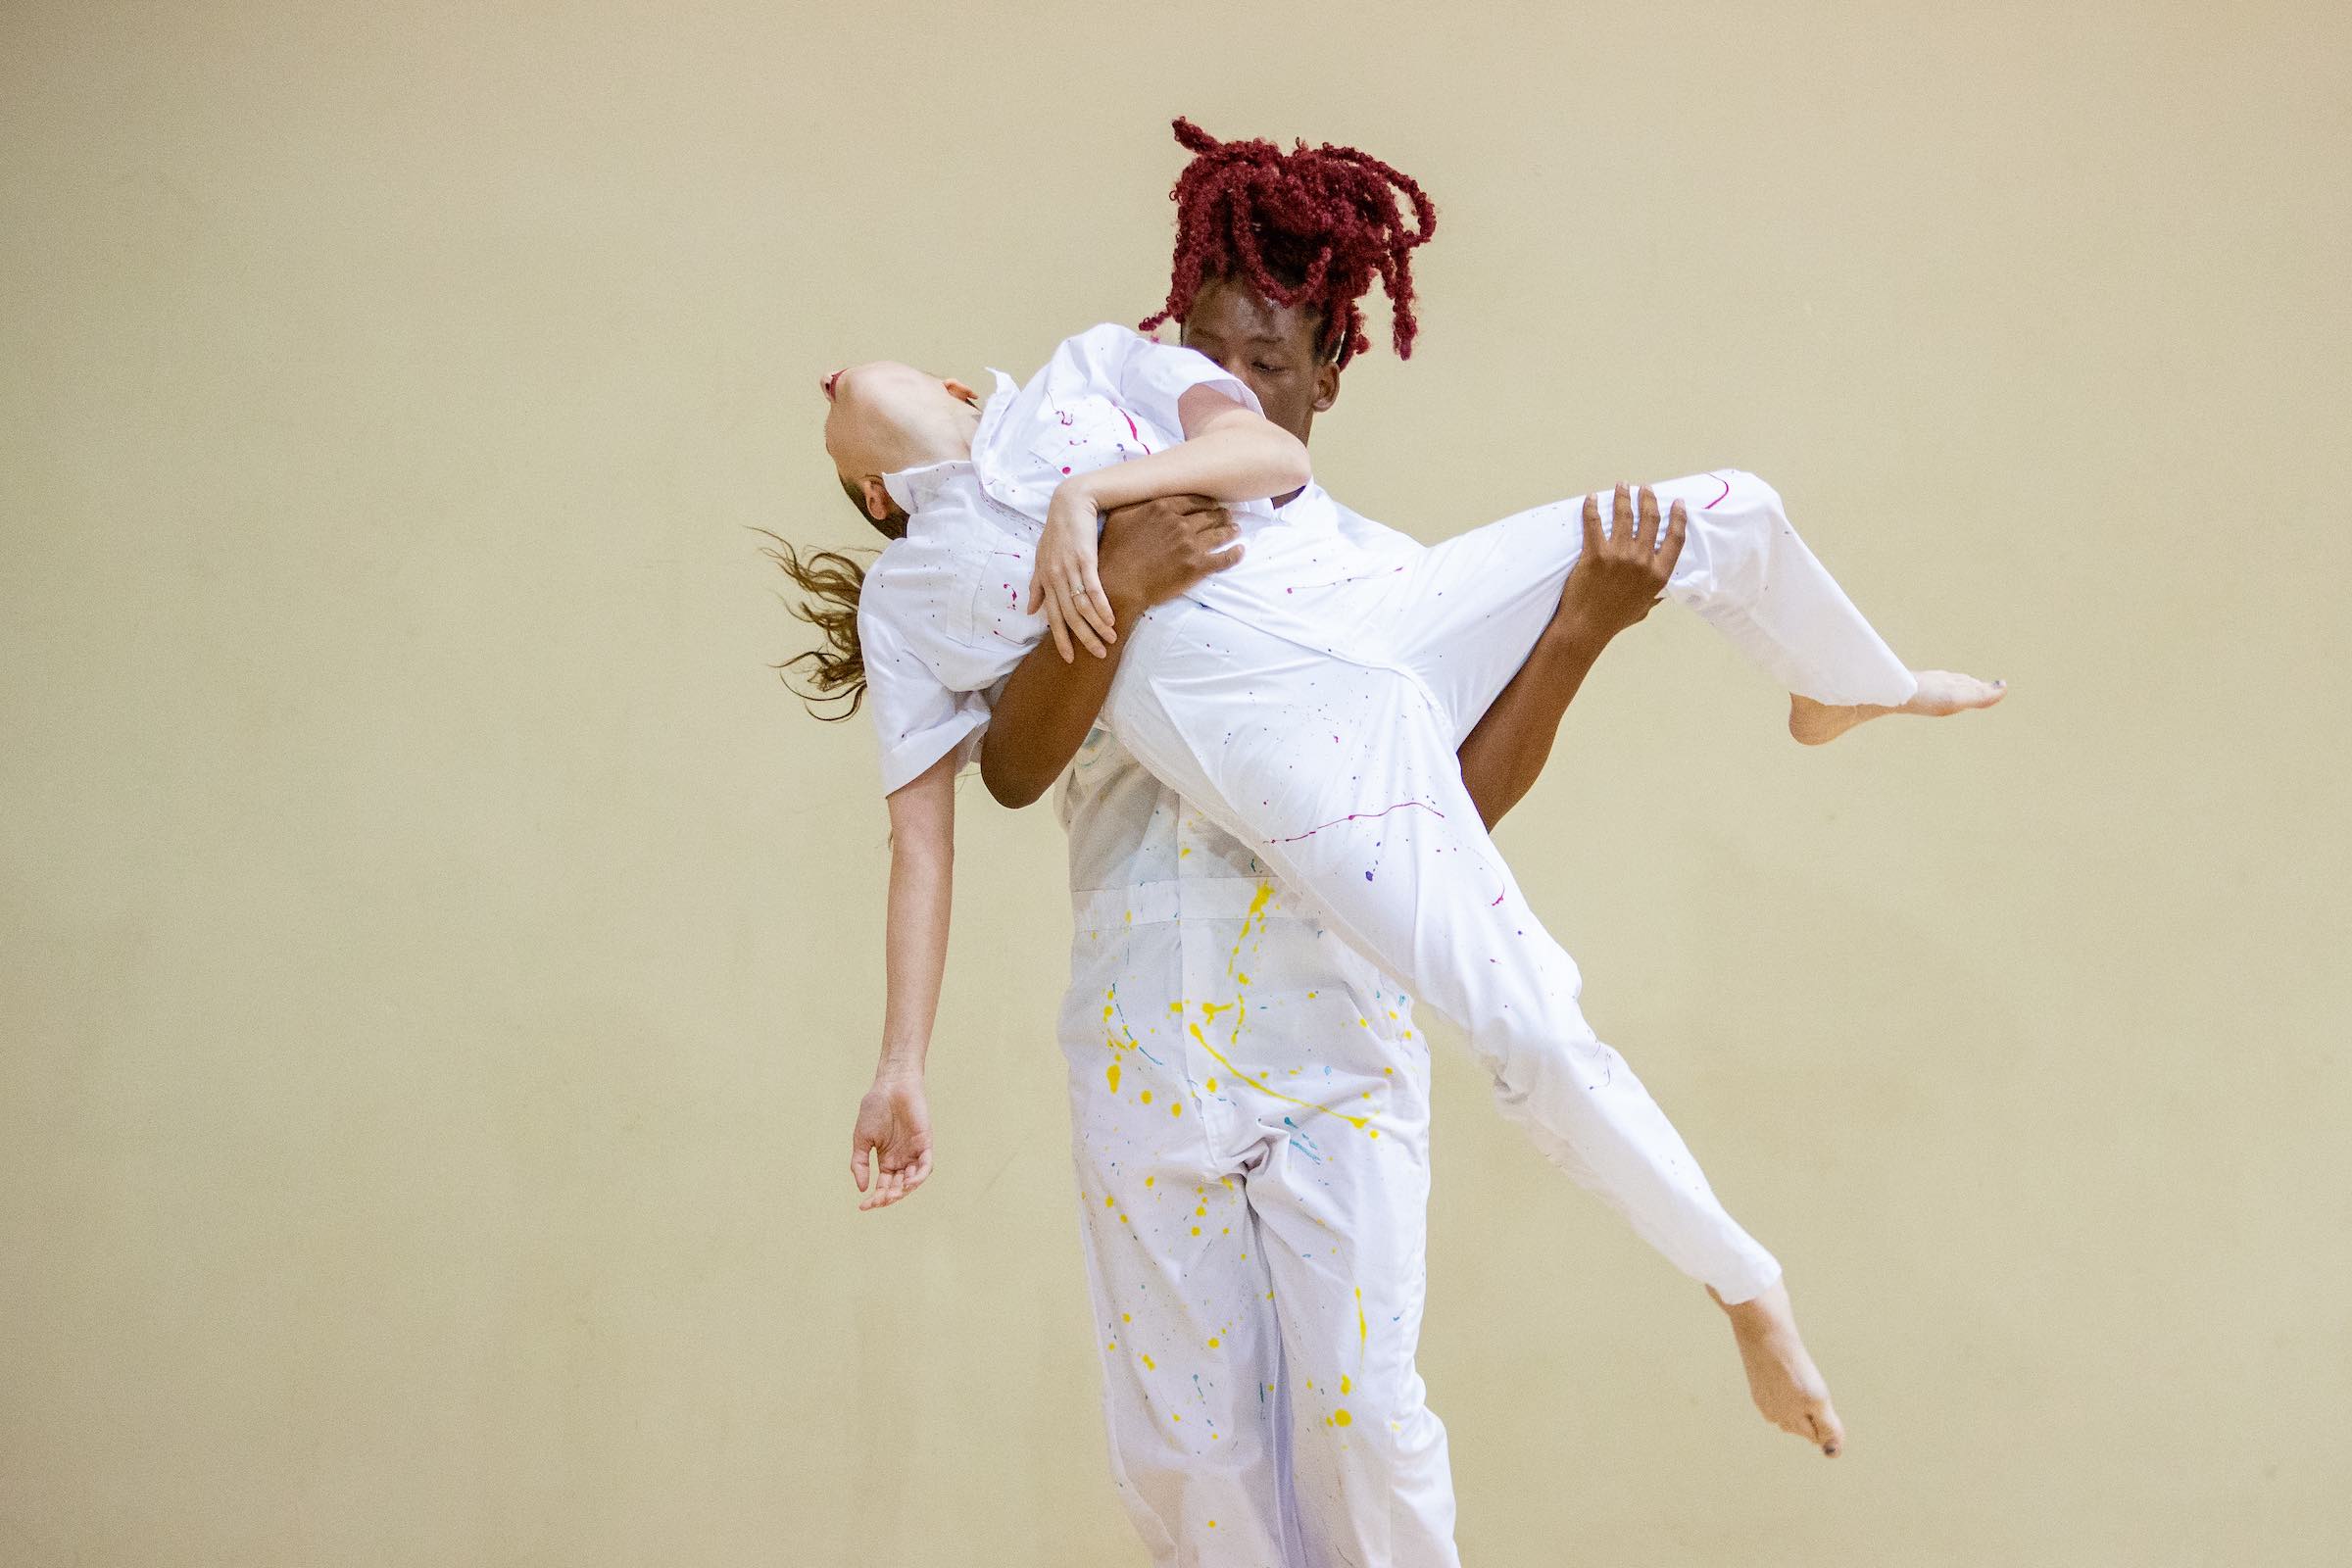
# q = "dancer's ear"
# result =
<box><xmin>860</xmin><ymin>475</ymin><xmax>894</xmax><ymax>521</ymax></box>
<box><xmin>944</xmin><ymin>376</ymin><xmax>982</xmax><ymax>407</ymax></box>
<box><xmin>1312</xmin><ymin>359</ymin><xmax>1341</xmax><ymax>415</ymax></box>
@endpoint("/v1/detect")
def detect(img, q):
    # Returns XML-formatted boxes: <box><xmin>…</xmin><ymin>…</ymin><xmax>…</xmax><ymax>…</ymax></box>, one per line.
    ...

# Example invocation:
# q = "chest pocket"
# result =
<box><xmin>1027</xmin><ymin>393</ymin><xmax>1153</xmax><ymax>484</ymax></box>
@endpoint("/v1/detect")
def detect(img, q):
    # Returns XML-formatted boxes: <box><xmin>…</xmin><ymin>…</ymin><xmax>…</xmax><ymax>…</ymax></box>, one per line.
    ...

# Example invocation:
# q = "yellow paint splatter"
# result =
<box><xmin>1205</xmin><ymin>1077</ymin><xmax>1218</xmax><ymax>1092</ymax></box>
<box><xmin>1104</xmin><ymin>1196</ymin><xmax>1116</xmax><ymax>1207</ymax></box>
<box><xmin>1143</xmin><ymin>1176</ymin><xmax>1154</xmax><ymax>1188</ymax></box>
<box><xmin>1121</xmin><ymin>1313</ymin><xmax>1131</xmax><ymax>1323</ymax></box>
<box><xmin>1191</xmin><ymin>1226</ymin><xmax>1201</xmax><ymax>1236</ymax></box>
<box><xmin>1206</xmin><ymin>1337</ymin><xmax>1219</xmax><ymax>1348</ymax></box>
<box><xmin>1170</xmin><ymin>1103</ymin><xmax>1182</xmax><ymax>1117</ymax></box>
<box><xmin>1189</xmin><ymin>1023</ymin><xmax>1371</xmax><ymax>1133</ymax></box>
<box><xmin>1196</xmin><ymin>1205</ymin><xmax>1207</xmax><ymax>1217</ymax></box>
<box><xmin>1342</xmin><ymin>1376</ymin><xmax>1351</xmax><ymax>1394</ymax></box>
<box><xmin>1142</xmin><ymin>1354</ymin><xmax>1155</xmax><ymax>1370</ymax></box>
<box><xmin>1106</xmin><ymin>1061</ymin><xmax>1121</xmax><ymax>1093</ymax></box>
<box><xmin>1333</xmin><ymin>1409</ymin><xmax>1352</xmax><ymax>1427</ymax></box>
<box><xmin>1141</xmin><ymin>1089</ymin><xmax>1153</xmax><ymax>1105</ymax></box>
<box><xmin>1356</xmin><ymin>1288</ymin><xmax>1368</xmax><ymax>1348</ymax></box>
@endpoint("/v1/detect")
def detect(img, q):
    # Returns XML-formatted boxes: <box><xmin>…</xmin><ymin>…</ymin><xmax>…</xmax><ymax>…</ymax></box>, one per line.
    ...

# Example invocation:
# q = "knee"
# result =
<box><xmin>1716</xmin><ymin>468</ymin><xmax>1786</xmax><ymax>513</ymax></box>
<box><xmin>1485</xmin><ymin>1014</ymin><xmax>1627</xmax><ymax>1111</ymax></box>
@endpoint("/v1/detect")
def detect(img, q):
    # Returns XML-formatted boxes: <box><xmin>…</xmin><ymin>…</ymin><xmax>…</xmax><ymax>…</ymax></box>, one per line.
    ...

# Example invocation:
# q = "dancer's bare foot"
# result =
<box><xmin>1788</xmin><ymin>670</ymin><xmax>2007</xmax><ymax>745</ymax></box>
<box><xmin>1709</xmin><ymin>1279</ymin><xmax>1845</xmax><ymax>1455</ymax></box>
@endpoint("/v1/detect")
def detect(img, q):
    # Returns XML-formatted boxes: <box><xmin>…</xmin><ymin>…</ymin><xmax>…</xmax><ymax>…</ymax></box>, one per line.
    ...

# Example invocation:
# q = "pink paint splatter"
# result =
<box><xmin>1271</xmin><ymin>799</ymin><xmax>1445</xmax><ymax>844</ymax></box>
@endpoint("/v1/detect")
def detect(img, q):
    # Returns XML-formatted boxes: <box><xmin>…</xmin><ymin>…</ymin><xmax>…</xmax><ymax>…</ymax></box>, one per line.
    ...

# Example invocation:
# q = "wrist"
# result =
<box><xmin>874</xmin><ymin>1044</ymin><xmax>927</xmax><ymax>1078</ymax></box>
<box><xmin>1534</xmin><ymin>611</ymin><xmax>1615</xmax><ymax>663</ymax></box>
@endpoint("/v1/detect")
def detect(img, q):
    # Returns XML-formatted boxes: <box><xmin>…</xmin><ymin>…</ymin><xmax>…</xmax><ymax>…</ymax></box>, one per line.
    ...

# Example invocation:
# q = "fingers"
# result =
<box><xmin>1581</xmin><ymin>491</ymin><xmax>1603</xmax><ymax>560</ymax></box>
<box><xmin>1611</xmin><ymin>481</ymin><xmax>1635</xmax><ymax>548</ymax></box>
<box><xmin>857</xmin><ymin>1147</ymin><xmax>931</xmax><ymax>1212</ymax></box>
<box><xmin>850</xmin><ymin>1141</ymin><xmax>871</xmax><ymax>1193</ymax></box>
<box><xmin>1659</xmin><ymin>499</ymin><xmax>1690</xmax><ymax>576</ymax></box>
<box><xmin>1040</xmin><ymin>572</ymin><xmax>1081</xmax><ymax>662</ymax></box>
<box><xmin>1065</xmin><ymin>572</ymin><xmax>1108</xmax><ymax>659</ymax></box>
<box><xmin>1811</xmin><ymin>1399</ymin><xmax>1845</xmax><ymax>1457</ymax></box>
<box><xmin>1636</xmin><ymin>485</ymin><xmax>1661</xmax><ymax>552</ymax></box>
<box><xmin>1077</xmin><ymin>564</ymin><xmax>1118</xmax><ymax>653</ymax></box>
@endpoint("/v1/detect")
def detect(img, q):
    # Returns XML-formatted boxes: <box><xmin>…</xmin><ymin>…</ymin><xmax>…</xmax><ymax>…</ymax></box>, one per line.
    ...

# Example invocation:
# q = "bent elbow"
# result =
<box><xmin>1273</xmin><ymin>429</ymin><xmax>1313</xmax><ymax>491</ymax></box>
<box><xmin>979</xmin><ymin>753</ymin><xmax>1046</xmax><ymax>810</ymax></box>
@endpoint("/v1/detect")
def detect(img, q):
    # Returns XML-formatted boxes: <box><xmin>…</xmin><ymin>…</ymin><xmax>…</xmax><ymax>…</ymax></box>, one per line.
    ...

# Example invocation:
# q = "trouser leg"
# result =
<box><xmin>1245</xmin><ymin>1047</ymin><xmax>1458</xmax><ymax>1566</ymax></box>
<box><xmin>1107</xmin><ymin>622</ymin><xmax>1781</xmax><ymax>1301</ymax></box>
<box><xmin>1068</xmin><ymin>1042</ymin><xmax>1294</xmax><ymax>1563</ymax></box>
<box><xmin>1370</xmin><ymin>468</ymin><xmax>1918</xmax><ymax>739</ymax></box>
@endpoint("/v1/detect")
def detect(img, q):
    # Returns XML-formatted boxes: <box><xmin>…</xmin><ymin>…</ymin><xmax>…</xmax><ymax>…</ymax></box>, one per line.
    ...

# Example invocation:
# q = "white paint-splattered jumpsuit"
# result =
<box><xmin>1053</xmin><ymin>466</ymin><xmax>1916</xmax><ymax>1565</ymax></box>
<box><xmin>857</xmin><ymin>324</ymin><xmax>1923</xmax><ymax>1562</ymax></box>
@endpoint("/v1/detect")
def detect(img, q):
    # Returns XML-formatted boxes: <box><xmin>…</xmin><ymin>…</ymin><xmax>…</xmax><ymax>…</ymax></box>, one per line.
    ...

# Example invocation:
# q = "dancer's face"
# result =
<box><xmin>1178</xmin><ymin>276</ymin><xmax>1343</xmax><ymax>446</ymax></box>
<box><xmin>821</xmin><ymin>362</ymin><xmax>981</xmax><ymax>524</ymax></box>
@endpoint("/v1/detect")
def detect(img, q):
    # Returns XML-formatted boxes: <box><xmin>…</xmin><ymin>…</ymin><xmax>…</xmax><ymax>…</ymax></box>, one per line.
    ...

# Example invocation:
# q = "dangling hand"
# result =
<box><xmin>849</xmin><ymin>1067</ymin><xmax>934</xmax><ymax>1212</ymax></box>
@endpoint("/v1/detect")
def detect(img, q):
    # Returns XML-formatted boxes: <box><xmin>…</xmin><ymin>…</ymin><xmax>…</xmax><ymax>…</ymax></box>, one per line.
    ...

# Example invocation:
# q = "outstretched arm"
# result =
<box><xmin>1457</xmin><ymin>484</ymin><xmax>1687</xmax><ymax>828</ymax></box>
<box><xmin>849</xmin><ymin>747</ymin><xmax>958</xmax><ymax>1211</ymax></box>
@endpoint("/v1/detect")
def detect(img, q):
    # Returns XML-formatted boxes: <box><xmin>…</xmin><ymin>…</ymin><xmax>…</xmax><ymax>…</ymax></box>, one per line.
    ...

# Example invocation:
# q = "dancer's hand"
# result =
<box><xmin>850</xmin><ymin>1066</ymin><xmax>933</xmax><ymax>1211</ymax></box>
<box><xmin>1098</xmin><ymin>495</ymin><xmax>1244</xmax><ymax>619</ymax></box>
<box><xmin>1030</xmin><ymin>479</ymin><xmax>1119</xmax><ymax>662</ymax></box>
<box><xmin>1710</xmin><ymin>1277</ymin><xmax>1846</xmax><ymax>1456</ymax></box>
<box><xmin>1555</xmin><ymin>483</ymin><xmax>1687</xmax><ymax>645</ymax></box>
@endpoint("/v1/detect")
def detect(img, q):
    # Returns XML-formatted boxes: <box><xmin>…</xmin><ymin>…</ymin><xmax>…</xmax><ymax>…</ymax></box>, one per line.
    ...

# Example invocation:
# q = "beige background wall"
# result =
<box><xmin>3</xmin><ymin>1</ymin><xmax>2345</xmax><ymax>1563</ymax></box>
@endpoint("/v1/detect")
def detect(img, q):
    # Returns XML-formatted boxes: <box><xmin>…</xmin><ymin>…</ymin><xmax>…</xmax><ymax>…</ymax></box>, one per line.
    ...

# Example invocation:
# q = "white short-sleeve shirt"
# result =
<box><xmin>858</xmin><ymin>323</ymin><xmax>1271</xmax><ymax>795</ymax></box>
<box><xmin>858</xmin><ymin>323</ymin><xmax>1435</xmax><ymax>796</ymax></box>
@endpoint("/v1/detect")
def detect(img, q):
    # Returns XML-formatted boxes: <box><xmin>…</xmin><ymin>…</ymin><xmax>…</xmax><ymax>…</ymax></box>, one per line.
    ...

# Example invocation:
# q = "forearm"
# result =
<box><xmin>877</xmin><ymin>764</ymin><xmax>956</xmax><ymax>1075</ymax></box>
<box><xmin>1068</xmin><ymin>422</ymin><xmax>1307</xmax><ymax>513</ymax></box>
<box><xmin>980</xmin><ymin>614</ymin><xmax>1134</xmax><ymax>807</ymax></box>
<box><xmin>1456</xmin><ymin>613</ymin><xmax>1616</xmax><ymax>829</ymax></box>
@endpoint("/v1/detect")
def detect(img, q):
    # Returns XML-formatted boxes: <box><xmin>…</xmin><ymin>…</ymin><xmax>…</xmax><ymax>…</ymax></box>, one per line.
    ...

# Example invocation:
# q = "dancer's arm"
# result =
<box><xmin>849</xmin><ymin>748</ymin><xmax>958</xmax><ymax>1211</ymax></box>
<box><xmin>981</xmin><ymin>496</ymin><xmax>1242</xmax><ymax>808</ymax></box>
<box><xmin>982</xmin><ymin>487</ymin><xmax>1683</xmax><ymax>812</ymax></box>
<box><xmin>1029</xmin><ymin>386</ymin><xmax>1306</xmax><ymax>662</ymax></box>
<box><xmin>1457</xmin><ymin>485</ymin><xmax>1688</xmax><ymax>828</ymax></box>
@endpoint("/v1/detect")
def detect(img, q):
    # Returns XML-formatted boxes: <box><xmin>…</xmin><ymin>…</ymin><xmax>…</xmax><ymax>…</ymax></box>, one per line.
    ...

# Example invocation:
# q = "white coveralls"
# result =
<box><xmin>854</xmin><ymin>323</ymin><xmax>1922</xmax><ymax>1564</ymax></box>
<box><xmin>1054</xmin><ymin>490</ymin><xmax>1469</xmax><ymax>1568</ymax></box>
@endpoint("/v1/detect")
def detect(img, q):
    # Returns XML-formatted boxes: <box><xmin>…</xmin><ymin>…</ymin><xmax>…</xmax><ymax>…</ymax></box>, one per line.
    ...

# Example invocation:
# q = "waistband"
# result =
<box><xmin>1070</xmin><ymin>875</ymin><xmax>1293</xmax><ymax>930</ymax></box>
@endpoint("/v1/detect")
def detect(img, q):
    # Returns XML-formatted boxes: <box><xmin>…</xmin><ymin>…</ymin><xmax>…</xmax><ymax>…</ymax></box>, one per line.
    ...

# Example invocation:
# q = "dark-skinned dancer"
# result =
<box><xmin>840</xmin><ymin>122</ymin><xmax>1886</xmax><ymax>1565</ymax></box>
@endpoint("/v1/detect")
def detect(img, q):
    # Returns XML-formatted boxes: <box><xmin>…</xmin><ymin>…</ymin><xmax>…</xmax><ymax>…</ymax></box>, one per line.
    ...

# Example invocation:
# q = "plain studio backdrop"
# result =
<box><xmin>3</xmin><ymin>2</ymin><xmax>2345</xmax><ymax>1564</ymax></box>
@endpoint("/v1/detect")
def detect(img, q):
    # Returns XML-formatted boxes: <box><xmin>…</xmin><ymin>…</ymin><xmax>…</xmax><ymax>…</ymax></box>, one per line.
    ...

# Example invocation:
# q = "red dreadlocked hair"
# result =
<box><xmin>1139</xmin><ymin>117</ymin><xmax>1438</xmax><ymax>366</ymax></box>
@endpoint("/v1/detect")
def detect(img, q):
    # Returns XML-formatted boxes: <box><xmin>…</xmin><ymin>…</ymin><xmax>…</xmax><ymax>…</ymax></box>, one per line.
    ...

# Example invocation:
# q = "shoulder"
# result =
<box><xmin>1048</xmin><ymin>321</ymin><xmax>1159</xmax><ymax>378</ymax></box>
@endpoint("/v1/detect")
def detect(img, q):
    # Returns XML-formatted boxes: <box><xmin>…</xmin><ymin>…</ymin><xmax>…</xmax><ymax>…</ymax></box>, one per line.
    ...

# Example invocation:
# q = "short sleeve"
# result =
<box><xmin>858</xmin><ymin>599</ymin><xmax>991</xmax><ymax>796</ymax></box>
<box><xmin>1071</xmin><ymin>323</ymin><xmax>1264</xmax><ymax>441</ymax></box>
